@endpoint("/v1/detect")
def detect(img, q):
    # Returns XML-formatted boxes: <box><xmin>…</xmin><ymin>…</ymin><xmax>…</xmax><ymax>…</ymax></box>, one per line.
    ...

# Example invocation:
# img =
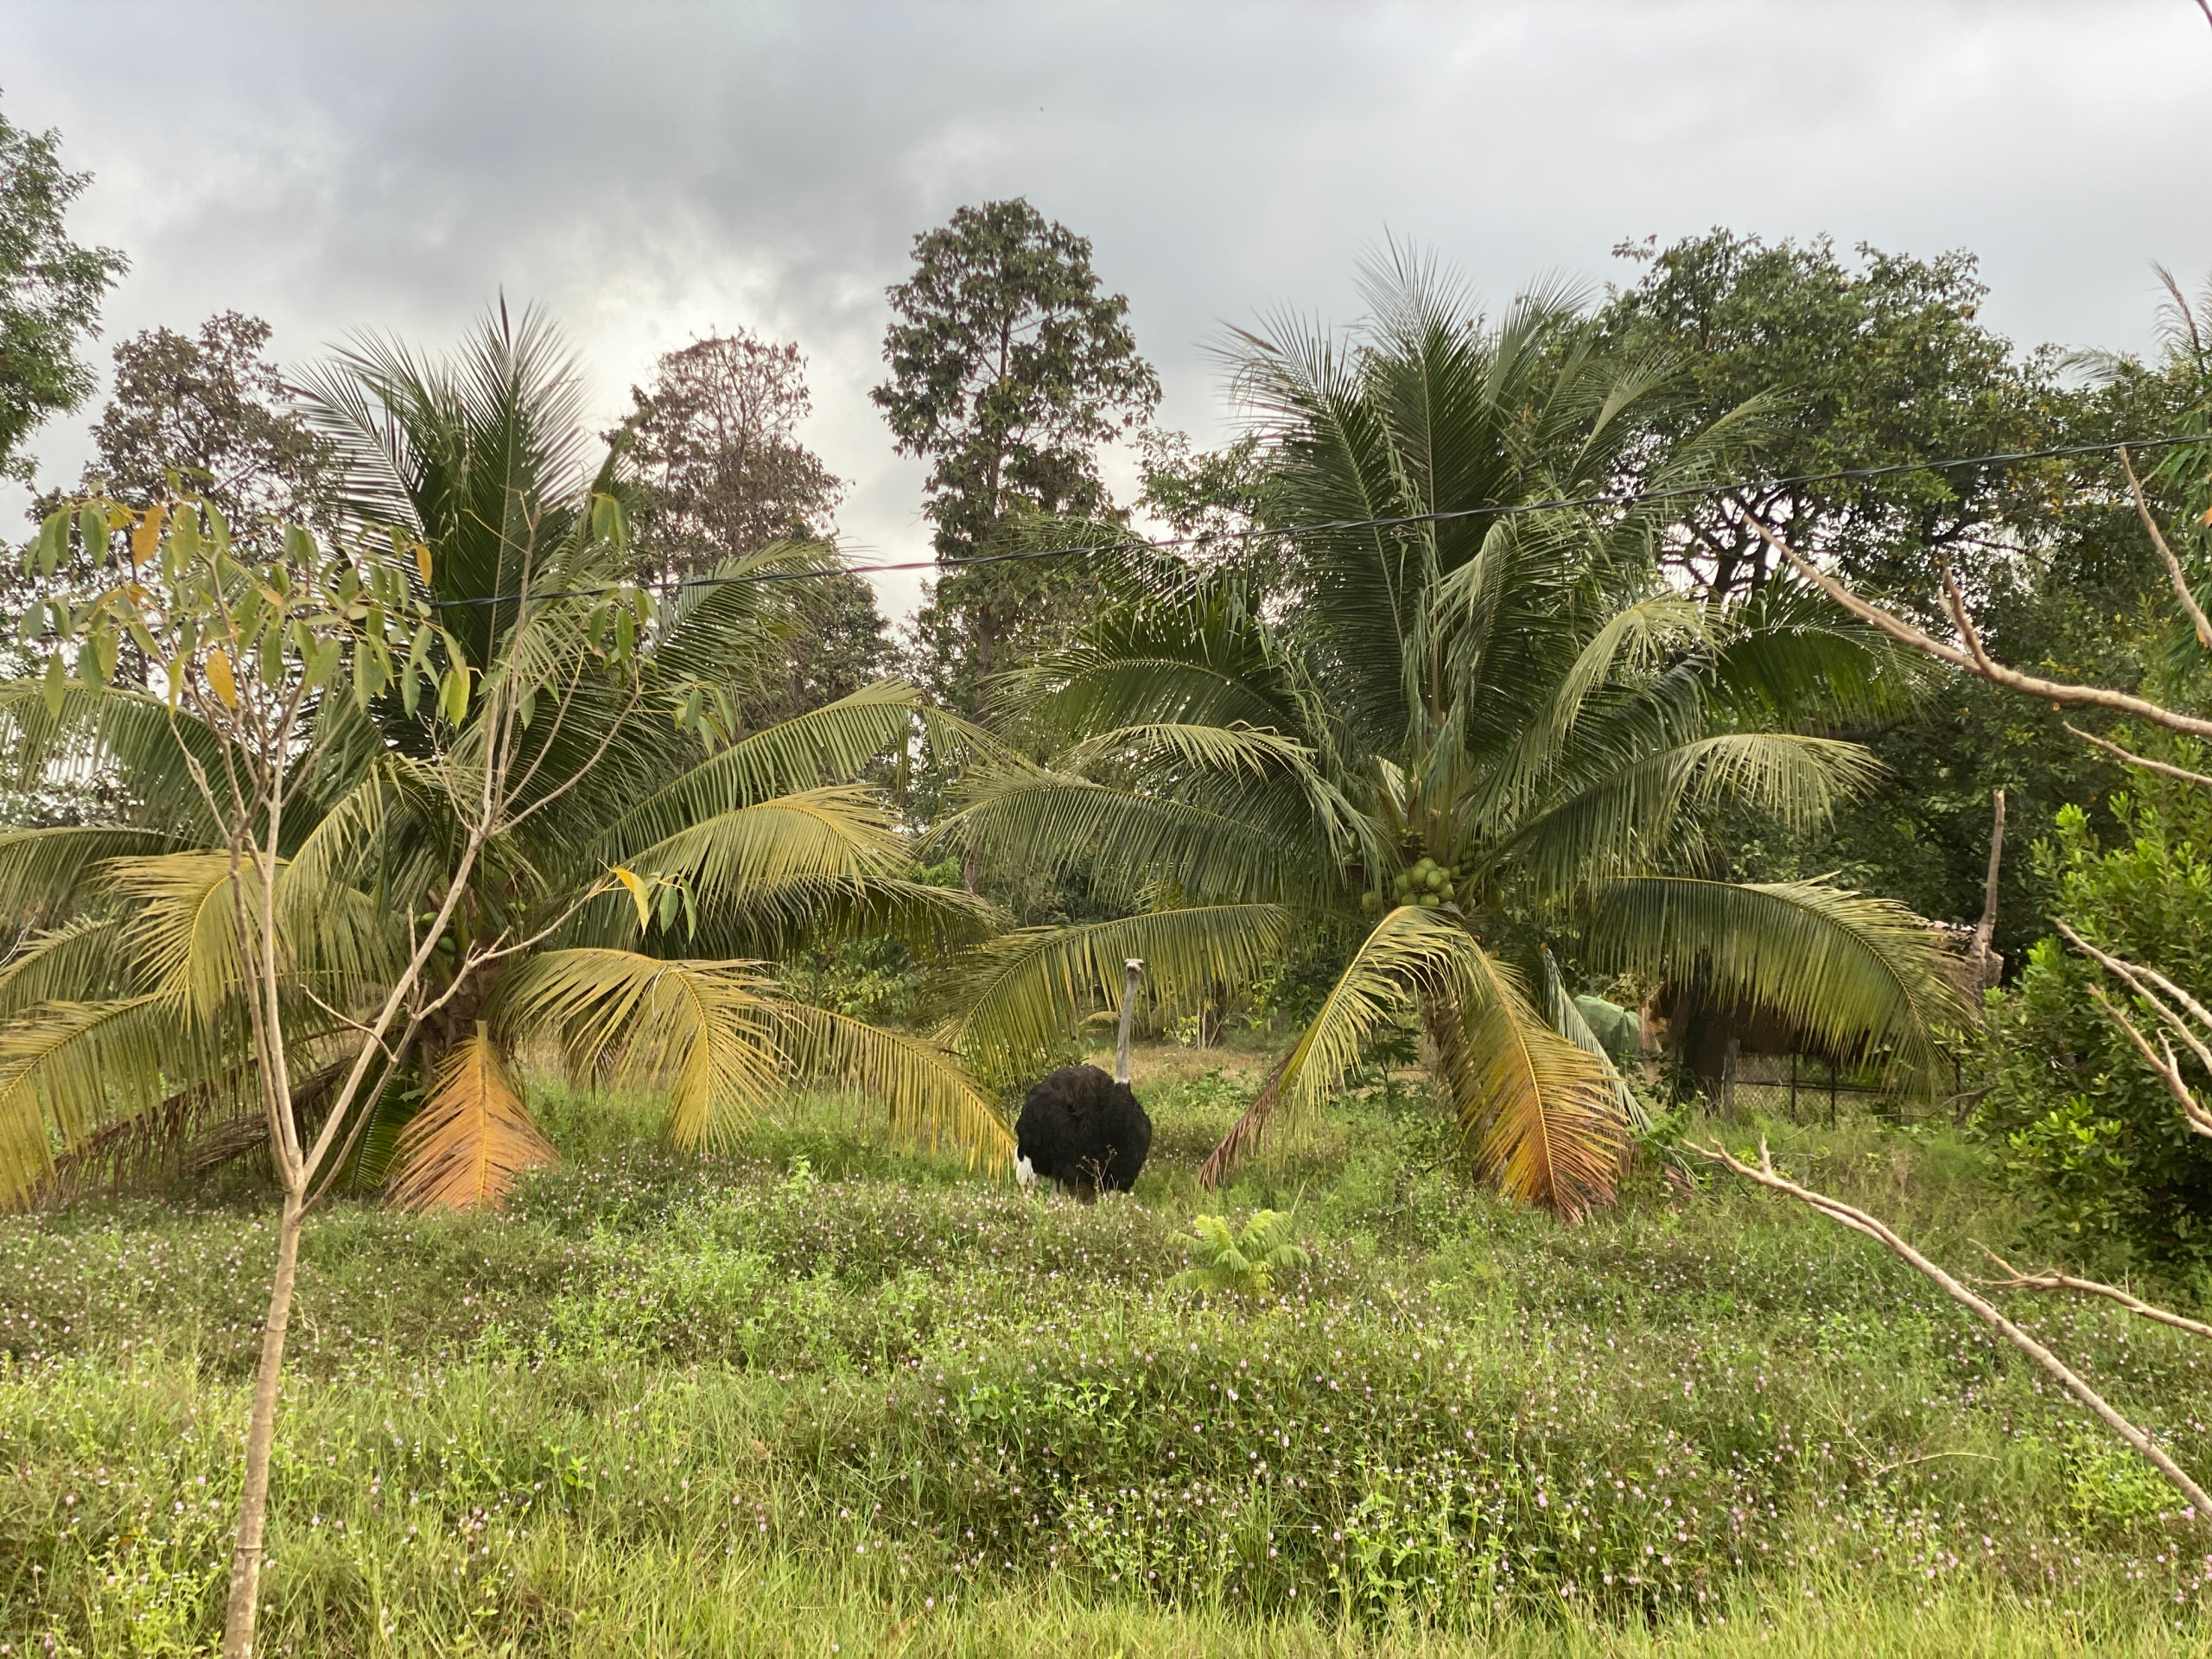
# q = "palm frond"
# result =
<box><xmin>0</xmin><ymin>916</ymin><xmax>134</xmax><ymax>1019</ymax></box>
<box><xmin>1436</xmin><ymin>948</ymin><xmax>1626</xmax><ymax>1219</ymax></box>
<box><xmin>936</xmin><ymin>768</ymin><xmax>1322</xmax><ymax>908</ymax></box>
<box><xmin>942</xmin><ymin>906</ymin><xmax>1295</xmax><ymax>1084</ymax></box>
<box><xmin>1586</xmin><ymin>876</ymin><xmax>1968</xmax><ymax>1092</ymax></box>
<box><xmin>1541</xmin><ymin>947</ymin><xmax>1649</xmax><ymax>1131</ymax></box>
<box><xmin>770</xmin><ymin>1005</ymin><xmax>1013</xmax><ymax>1170</ymax></box>
<box><xmin>0</xmin><ymin>827</ymin><xmax>182</xmax><ymax>927</ymax></box>
<box><xmin>493</xmin><ymin>948</ymin><xmax>785</xmax><ymax>1148</ymax></box>
<box><xmin>385</xmin><ymin>1027</ymin><xmax>556</xmax><ymax>1212</ymax></box>
<box><xmin>0</xmin><ymin>993</ymin><xmax>224</xmax><ymax>1208</ymax></box>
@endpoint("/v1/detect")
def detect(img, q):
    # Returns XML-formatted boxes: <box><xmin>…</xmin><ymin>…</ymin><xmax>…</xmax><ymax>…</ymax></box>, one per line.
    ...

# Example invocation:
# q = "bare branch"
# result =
<box><xmin>2086</xmin><ymin>984</ymin><xmax>2212</xmax><ymax>1138</ymax></box>
<box><xmin>1697</xmin><ymin>1136</ymin><xmax>2212</xmax><ymax>1520</ymax></box>
<box><xmin>2066</xmin><ymin>723</ymin><xmax>2212</xmax><ymax>790</ymax></box>
<box><xmin>1740</xmin><ymin>511</ymin><xmax>2212</xmax><ymax>741</ymax></box>
<box><xmin>1971</xmin><ymin>1242</ymin><xmax>2212</xmax><ymax>1342</ymax></box>
<box><xmin>2121</xmin><ymin>446</ymin><xmax>2212</xmax><ymax>652</ymax></box>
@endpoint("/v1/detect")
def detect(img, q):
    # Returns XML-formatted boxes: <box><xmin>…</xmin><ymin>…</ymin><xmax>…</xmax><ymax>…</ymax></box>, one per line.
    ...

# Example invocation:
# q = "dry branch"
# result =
<box><xmin>1696</xmin><ymin>1135</ymin><xmax>2212</xmax><ymax>1521</ymax></box>
<box><xmin>1737</xmin><ymin>509</ymin><xmax>2212</xmax><ymax>740</ymax></box>
<box><xmin>1970</xmin><ymin>1242</ymin><xmax>2212</xmax><ymax>1343</ymax></box>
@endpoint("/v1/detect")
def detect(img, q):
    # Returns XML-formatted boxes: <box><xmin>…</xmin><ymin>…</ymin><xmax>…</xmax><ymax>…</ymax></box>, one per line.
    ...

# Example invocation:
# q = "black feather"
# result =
<box><xmin>1014</xmin><ymin>1064</ymin><xmax>1153</xmax><ymax>1197</ymax></box>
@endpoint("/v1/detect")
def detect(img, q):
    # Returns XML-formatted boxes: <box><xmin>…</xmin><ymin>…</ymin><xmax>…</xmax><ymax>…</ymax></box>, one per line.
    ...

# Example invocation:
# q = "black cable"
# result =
<box><xmin>426</xmin><ymin>430</ymin><xmax>2207</xmax><ymax>609</ymax></box>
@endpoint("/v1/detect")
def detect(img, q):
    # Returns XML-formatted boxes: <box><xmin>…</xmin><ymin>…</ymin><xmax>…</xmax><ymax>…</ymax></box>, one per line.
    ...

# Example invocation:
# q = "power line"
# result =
<box><xmin>428</xmin><ymin>430</ymin><xmax>2208</xmax><ymax>608</ymax></box>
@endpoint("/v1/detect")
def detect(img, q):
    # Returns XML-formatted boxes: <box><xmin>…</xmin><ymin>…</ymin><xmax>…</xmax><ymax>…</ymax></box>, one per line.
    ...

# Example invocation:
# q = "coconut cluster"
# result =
<box><xmin>1360</xmin><ymin>853</ymin><xmax>1459</xmax><ymax>912</ymax></box>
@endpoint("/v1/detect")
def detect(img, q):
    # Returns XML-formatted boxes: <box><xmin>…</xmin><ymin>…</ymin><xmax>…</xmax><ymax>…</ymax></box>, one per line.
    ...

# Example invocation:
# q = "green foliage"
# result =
<box><xmin>3</xmin><ymin>1082</ymin><xmax>2212</xmax><ymax>1649</ymax></box>
<box><xmin>1170</xmin><ymin>1207</ymin><xmax>1309</xmax><ymax>1297</ymax></box>
<box><xmin>1977</xmin><ymin>788</ymin><xmax>2212</xmax><ymax>1268</ymax></box>
<box><xmin>1597</xmin><ymin>229</ymin><xmax>2068</xmax><ymax>603</ymax></box>
<box><xmin>0</xmin><ymin>97</ymin><xmax>126</xmax><ymax>485</ymax></box>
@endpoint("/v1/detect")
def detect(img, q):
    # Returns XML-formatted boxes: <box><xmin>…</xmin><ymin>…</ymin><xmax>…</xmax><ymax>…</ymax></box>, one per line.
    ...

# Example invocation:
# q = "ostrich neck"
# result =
<box><xmin>1115</xmin><ymin>969</ymin><xmax>1141</xmax><ymax>1084</ymax></box>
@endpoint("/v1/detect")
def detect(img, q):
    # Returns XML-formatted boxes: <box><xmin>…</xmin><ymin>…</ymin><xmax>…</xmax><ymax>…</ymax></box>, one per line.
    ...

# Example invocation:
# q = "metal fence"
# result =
<box><xmin>1702</xmin><ymin>1049</ymin><xmax>1969</xmax><ymax>1128</ymax></box>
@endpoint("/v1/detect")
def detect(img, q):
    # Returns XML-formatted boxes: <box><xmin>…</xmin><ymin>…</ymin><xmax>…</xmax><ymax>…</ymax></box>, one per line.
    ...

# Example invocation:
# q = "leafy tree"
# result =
<box><xmin>1</xmin><ymin>305</ymin><xmax>1014</xmax><ymax>1652</ymax></box>
<box><xmin>617</xmin><ymin>328</ymin><xmax>842</xmax><ymax>575</ymax></box>
<box><xmin>1713</xmin><ymin>265</ymin><xmax>2212</xmax><ymax>968</ymax></box>
<box><xmin>934</xmin><ymin>258</ymin><xmax>1964</xmax><ymax>1214</ymax></box>
<box><xmin>1598</xmin><ymin>230</ymin><xmax>2067</xmax><ymax>603</ymax></box>
<box><xmin>67</xmin><ymin>311</ymin><xmax>334</xmax><ymax>532</ymax></box>
<box><xmin>10</xmin><ymin>479</ymin><xmax>523</xmax><ymax>1656</ymax></box>
<box><xmin>1979</xmin><ymin>787</ymin><xmax>2212</xmax><ymax>1268</ymax></box>
<box><xmin>0</xmin><ymin>96</ymin><xmax>124</xmax><ymax>484</ymax></box>
<box><xmin>874</xmin><ymin>198</ymin><xmax>1160</xmax><ymax>703</ymax></box>
<box><xmin>615</xmin><ymin>328</ymin><xmax>887</xmax><ymax>729</ymax></box>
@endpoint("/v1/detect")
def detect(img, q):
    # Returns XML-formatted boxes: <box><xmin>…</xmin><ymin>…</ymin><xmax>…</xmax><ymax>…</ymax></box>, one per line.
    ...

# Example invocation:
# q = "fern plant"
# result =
<box><xmin>1172</xmin><ymin>1208</ymin><xmax>1310</xmax><ymax>1297</ymax></box>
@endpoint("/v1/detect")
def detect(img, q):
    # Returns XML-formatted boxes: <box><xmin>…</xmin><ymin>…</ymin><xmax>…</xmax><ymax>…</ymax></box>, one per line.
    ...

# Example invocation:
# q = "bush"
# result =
<box><xmin>1976</xmin><ymin>791</ymin><xmax>2212</xmax><ymax>1271</ymax></box>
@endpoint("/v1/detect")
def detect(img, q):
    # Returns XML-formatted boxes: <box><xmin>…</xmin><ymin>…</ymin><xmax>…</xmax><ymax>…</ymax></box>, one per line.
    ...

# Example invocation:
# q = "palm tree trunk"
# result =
<box><xmin>221</xmin><ymin>1181</ymin><xmax>305</xmax><ymax>1656</ymax></box>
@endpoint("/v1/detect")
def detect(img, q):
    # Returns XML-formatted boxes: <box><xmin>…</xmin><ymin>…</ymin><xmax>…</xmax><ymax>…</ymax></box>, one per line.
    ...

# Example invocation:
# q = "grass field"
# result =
<box><xmin>5</xmin><ymin>1043</ymin><xmax>2212</xmax><ymax>1656</ymax></box>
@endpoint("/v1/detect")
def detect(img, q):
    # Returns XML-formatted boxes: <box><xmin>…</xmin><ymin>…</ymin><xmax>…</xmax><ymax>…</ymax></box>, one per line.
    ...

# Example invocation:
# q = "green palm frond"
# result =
<box><xmin>941</xmin><ymin>906</ymin><xmax>1295</xmax><ymax>1084</ymax></box>
<box><xmin>937</xmin><ymin>768</ymin><xmax>1321</xmax><ymax>907</ymax></box>
<box><xmin>602</xmin><ymin>681</ymin><xmax>1002</xmax><ymax>853</ymax></box>
<box><xmin>1586</xmin><ymin>876</ymin><xmax>1968</xmax><ymax>1092</ymax></box>
<box><xmin>675</xmin><ymin>875</ymin><xmax>1003</xmax><ymax>961</ymax></box>
<box><xmin>1484</xmin><ymin>734</ymin><xmax>1883</xmax><ymax>895</ymax></box>
<box><xmin>0</xmin><ymin>916</ymin><xmax>133</xmax><ymax>1019</ymax></box>
<box><xmin>620</xmin><ymin>787</ymin><xmax>911</xmax><ymax>913</ymax></box>
<box><xmin>1268</xmin><ymin>906</ymin><xmax>1480</xmax><ymax>1125</ymax></box>
<box><xmin>110</xmin><ymin>852</ymin><xmax>393</xmax><ymax>1022</ymax></box>
<box><xmin>0</xmin><ymin>992</ymin><xmax>221</xmax><ymax>1208</ymax></box>
<box><xmin>0</xmin><ymin>683</ymin><xmax>228</xmax><ymax>839</ymax></box>
<box><xmin>0</xmin><ymin>827</ymin><xmax>182</xmax><ymax>926</ymax></box>
<box><xmin>770</xmin><ymin>1005</ymin><xmax>1012</xmax><ymax>1171</ymax></box>
<box><xmin>493</xmin><ymin>948</ymin><xmax>786</xmax><ymax>1148</ymax></box>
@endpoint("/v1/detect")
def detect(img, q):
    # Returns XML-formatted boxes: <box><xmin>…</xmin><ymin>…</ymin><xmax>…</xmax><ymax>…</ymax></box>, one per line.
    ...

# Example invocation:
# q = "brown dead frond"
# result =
<box><xmin>386</xmin><ymin>1027</ymin><xmax>556</xmax><ymax>1212</ymax></box>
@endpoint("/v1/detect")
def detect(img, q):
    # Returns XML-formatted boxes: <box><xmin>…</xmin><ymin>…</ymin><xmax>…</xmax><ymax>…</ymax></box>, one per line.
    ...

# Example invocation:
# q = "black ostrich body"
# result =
<box><xmin>1014</xmin><ymin>1064</ymin><xmax>1153</xmax><ymax>1197</ymax></box>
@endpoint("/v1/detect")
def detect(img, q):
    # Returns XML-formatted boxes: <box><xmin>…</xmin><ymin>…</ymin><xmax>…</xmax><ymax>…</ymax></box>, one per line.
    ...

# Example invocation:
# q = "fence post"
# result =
<box><xmin>1723</xmin><ymin>1036</ymin><xmax>1740</xmax><ymax>1122</ymax></box>
<box><xmin>1828</xmin><ymin>1056</ymin><xmax>1837</xmax><ymax>1128</ymax></box>
<box><xmin>1789</xmin><ymin>1051</ymin><xmax>1798</xmax><ymax>1122</ymax></box>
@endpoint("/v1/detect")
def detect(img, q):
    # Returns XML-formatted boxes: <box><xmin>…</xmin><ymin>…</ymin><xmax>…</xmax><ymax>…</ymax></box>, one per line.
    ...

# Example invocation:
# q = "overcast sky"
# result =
<box><xmin>3</xmin><ymin>1</ymin><xmax>2208</xmax><ymax>617</ymax></box>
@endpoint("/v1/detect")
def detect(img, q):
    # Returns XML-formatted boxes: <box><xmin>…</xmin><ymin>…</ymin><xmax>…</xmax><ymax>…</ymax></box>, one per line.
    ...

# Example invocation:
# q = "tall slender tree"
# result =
<box><xmin>0</xmin><ymin>93</ymin><xmax>125</xmax><ymax>484</ymax></box>
<box><xmin>874</xmin><ymin>199</ymin><xmax>1159</xmax><ymax>707</ymax></box>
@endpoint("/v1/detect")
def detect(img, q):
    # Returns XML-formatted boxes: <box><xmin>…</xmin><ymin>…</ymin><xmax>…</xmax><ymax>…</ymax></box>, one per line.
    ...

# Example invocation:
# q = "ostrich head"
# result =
<box><xmin>1115</xmin><ymin>957</ymin><xmax>1145</xmax><ymax>1085</ymax></box>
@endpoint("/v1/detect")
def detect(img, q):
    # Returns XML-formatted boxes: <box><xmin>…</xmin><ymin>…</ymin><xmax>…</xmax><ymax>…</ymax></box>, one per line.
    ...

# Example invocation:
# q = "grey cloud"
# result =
<box><xmin>3</xmin><ymin>0</ymin><xmax>2206</xmax><ymax>614</ymax></box>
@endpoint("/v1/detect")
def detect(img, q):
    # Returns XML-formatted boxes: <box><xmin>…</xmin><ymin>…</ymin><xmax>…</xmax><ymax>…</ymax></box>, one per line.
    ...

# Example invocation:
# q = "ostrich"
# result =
<box><xmin>1014</xmin><ymin>957</ymin><xmax>1154</xmax><ymax>1198</ymax></box>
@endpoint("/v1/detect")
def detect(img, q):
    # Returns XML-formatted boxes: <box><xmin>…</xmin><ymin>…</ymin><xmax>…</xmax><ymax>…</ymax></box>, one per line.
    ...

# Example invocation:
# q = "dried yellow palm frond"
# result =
<box><xmin>386</xmin><ymin>1026</ymin><xmax>557</xmax><ymax>1212</ymax></box>
<box><xmin>1437</xmin><ymin>950</ymin><xmax>1625</xmax><ymax>1221</ymax></box>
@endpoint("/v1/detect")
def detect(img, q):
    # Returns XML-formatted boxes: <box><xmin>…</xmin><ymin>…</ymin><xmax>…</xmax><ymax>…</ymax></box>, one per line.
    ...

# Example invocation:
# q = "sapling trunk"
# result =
<box><xmin>222</xmin><ymin>1182</ymin><xmax>305</xmax><ymax>1654</ymax></box>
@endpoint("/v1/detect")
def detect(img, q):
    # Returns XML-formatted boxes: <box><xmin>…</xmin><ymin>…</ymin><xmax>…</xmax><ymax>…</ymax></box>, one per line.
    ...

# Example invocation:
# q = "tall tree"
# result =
<box><xmin>66</xmin><ymin>312</ymin><xmax>335</xmax><ymax>536</ymax></box>
<box><xmin>1598</xmin><ymin>230</ymin><xmax>2066</xmax><ymax>603</ymax></box>
<box><xmin>615</xmin><ymin>328</ymin><xmax>885</xmax><ymax>728</ymax></box>
<box><xmin>0</xmin><ymin>95</ymin><xmax>124</xmax><ymax>484</ymax></box>
<box><xmin>616</xmin><ymin>328</ymin><xmax>842</xmax><ymax>575</ymax></box>
<box><xmin>874</xmin><ymin>199</ymin><xmax>1160</xmax><ymax>706</ymax></box>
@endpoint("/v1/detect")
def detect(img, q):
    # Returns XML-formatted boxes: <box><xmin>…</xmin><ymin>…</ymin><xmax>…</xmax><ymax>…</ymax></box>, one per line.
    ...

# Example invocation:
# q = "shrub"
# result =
<box><xmin>1976</xmin><ymin>791</ymin><xmax>2212</xmax><ymax>1270</ymax></box>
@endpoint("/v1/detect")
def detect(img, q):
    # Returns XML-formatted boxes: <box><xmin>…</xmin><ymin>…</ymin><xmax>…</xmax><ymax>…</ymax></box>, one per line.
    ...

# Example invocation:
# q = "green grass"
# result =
<box><xmin>4</xmin><ymin>1049</ymin><xmax>2212</xmax><ymax>1655</ymax></box>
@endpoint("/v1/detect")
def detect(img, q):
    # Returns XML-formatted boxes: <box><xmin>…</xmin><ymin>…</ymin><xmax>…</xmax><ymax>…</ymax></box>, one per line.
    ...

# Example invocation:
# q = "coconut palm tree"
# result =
<box><xmin>932</xmin><ymin>257</ymin><xmax>1964</xmax><ymax>1216</ymax></box>
<box><xmin>0</xmin><ymin>306</ymin><xmax>1010</xmax><ymax>1211</ymax></box>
